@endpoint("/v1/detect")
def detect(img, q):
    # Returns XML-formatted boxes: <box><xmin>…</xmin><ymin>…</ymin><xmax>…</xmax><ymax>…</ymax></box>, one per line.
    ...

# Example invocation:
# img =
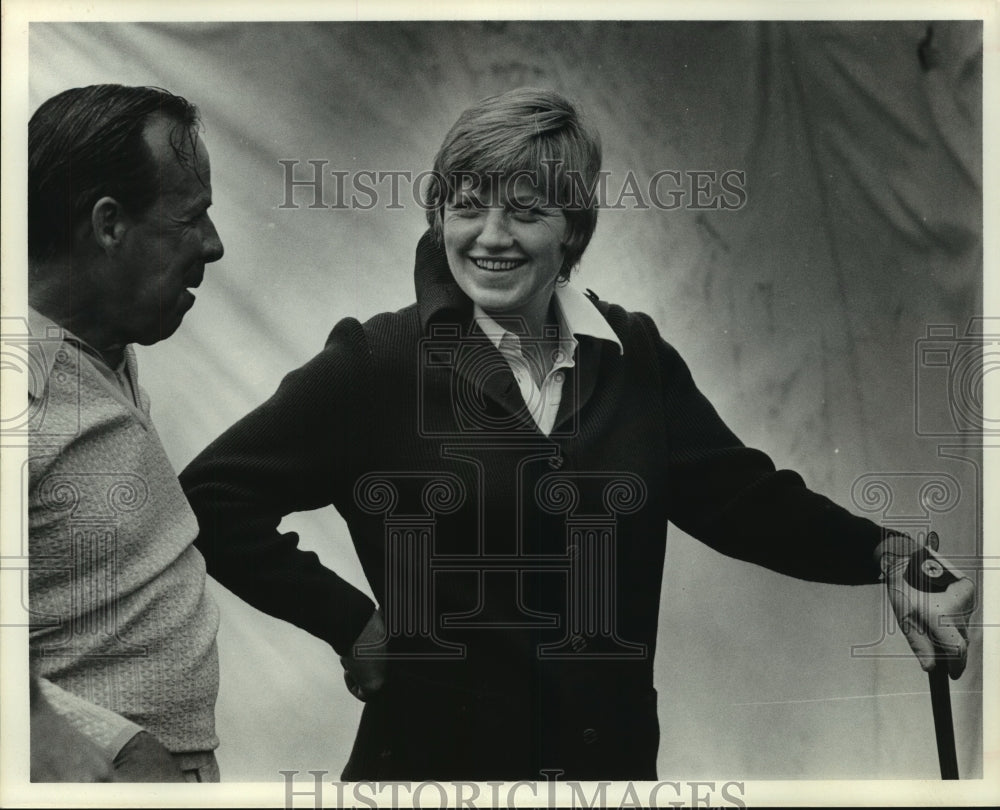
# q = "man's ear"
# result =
<box><xmin>90</xmin><ymin>196</ymin><xmax>128</xmax><ymax>253</ymax></box>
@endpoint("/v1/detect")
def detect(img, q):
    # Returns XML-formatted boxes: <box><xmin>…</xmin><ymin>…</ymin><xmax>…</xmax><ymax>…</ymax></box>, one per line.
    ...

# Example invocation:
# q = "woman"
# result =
<box><xmin>181</xmin><ymin>87</ymin><xmax>970</xmax><ymax>780</ymax></box>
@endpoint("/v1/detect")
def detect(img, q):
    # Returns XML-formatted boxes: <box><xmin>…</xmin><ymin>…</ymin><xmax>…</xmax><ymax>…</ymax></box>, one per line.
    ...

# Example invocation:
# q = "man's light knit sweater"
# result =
<box><xmin>28</xmin><ymin>308</ymin><xmax>220</xmax><ymax>754</ymax></box>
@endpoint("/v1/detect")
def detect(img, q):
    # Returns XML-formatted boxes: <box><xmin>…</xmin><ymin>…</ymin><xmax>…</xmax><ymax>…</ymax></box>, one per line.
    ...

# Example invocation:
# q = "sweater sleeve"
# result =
<box><xmin>179</xmin><ymin>317</ymin><xmax>377</xmax><ymax>654</ymax></box>
<box><xmin>639</xmin><ymin>313</ymin><xmax>885</xmax><ymax>585</ymax></box>
<box><xmin>36</xmin><ymin>677</ymin><xmax>142</xmax><ymax>758</ymax></box>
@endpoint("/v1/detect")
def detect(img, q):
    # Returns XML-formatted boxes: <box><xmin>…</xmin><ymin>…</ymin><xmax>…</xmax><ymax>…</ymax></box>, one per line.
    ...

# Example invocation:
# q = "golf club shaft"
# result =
<box><xmin>928</xmin><ymin>666</ymin><xmax>958</xmax><ymax>779</ymax></box>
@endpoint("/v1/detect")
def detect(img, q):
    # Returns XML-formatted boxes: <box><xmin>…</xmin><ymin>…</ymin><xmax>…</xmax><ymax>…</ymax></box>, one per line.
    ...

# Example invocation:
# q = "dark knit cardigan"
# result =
<box><xmin>180</xmin><ymin>231</ymin><xmax>885</xmax><ymax>780</ymax></box>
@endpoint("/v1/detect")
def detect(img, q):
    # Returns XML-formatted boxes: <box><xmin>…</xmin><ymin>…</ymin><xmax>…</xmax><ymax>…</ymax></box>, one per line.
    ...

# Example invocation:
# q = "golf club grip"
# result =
<box><xmin>928</xmin><ymin>666</ymin><xmax>959</xmax><ymax>779</ymax></box>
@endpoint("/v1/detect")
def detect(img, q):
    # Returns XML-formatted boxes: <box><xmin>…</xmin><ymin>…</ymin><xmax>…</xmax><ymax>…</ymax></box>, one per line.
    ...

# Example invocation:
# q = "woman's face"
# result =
<box><xmin>443</xmin><ymin>175</ymin><xmax>567</xmax><ymax>331</ymax></box>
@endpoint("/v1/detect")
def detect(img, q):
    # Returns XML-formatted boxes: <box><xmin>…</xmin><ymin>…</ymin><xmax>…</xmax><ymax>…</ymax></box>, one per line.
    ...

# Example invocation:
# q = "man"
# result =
<box><xmin>27</xmin><ymin>84</ymin><xmax>225</xmax><ymax>781</ymax></box>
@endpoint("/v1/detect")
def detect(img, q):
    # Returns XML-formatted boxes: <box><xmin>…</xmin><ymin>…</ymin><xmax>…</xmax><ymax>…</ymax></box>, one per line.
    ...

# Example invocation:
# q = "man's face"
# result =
<box><xmin>109</xmin><ymin>116</ymin><xmax>224</xmax><ymax>346</ymax></box>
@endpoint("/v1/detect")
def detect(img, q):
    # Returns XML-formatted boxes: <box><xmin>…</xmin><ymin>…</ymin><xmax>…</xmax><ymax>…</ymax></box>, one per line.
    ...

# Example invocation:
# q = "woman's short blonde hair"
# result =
<box><xmin>424</xmin><ymin>87</ymin><xmax>602</xmax><ymax>282</ymax></box>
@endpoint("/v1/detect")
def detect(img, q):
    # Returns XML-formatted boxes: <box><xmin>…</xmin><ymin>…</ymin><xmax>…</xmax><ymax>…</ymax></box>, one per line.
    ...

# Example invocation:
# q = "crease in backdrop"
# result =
<box><xmin>27</xmin><ymin>20</ymin><xmax>982</xmax><ymax>779</ymax></box>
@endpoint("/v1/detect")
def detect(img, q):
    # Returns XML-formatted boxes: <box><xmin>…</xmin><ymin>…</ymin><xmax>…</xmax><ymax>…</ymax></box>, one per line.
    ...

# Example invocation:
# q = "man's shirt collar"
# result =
<box><xmin>26</xmin><ymin>307</ymin><xmax>70</xmax><ymax>400</ymax></box>
<box><xmin>27</xmin><ymin>306</ymin><xmax>136</xmax><ymax>402</ymax></box>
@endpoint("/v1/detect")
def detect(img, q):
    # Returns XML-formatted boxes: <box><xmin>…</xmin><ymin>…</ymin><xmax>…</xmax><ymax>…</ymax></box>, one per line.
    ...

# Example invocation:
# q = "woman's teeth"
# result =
<box><xmin>472</xmin><ymin>258</ymin><xmax>524</xmax><ymax>271</ymax></box>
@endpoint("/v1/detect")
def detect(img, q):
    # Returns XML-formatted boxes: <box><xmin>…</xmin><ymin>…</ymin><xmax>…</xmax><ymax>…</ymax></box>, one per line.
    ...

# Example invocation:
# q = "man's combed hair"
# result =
<box><xmin>424</xmin><ymin>87</ymin><xmax>603</xmax><ymax>281</ymax></box>
<box><xmin>28</xmin><ymin>84</ymin><xmax>201</xmax><ymax>262</ymax></box>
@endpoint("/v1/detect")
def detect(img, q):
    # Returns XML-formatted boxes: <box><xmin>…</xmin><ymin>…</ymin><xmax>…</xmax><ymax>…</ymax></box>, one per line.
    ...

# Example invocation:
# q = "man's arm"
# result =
<box><xmin>180</xmin><ymin>317</ymin><xmax>377</xmax><ymax>656</ymax></box>
<box><xmin>32</xmin><ymin>677</ymin><xmax>183</xmax><ymax>782</ymax></box>
<box><xmin>31</xmin><ymin>676</ymin><xmax>114</xmax><ymax>782</ymax></box>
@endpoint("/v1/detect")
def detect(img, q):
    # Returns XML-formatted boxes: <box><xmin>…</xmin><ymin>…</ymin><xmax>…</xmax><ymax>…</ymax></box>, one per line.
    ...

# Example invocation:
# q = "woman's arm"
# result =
<box><xmin>637</xmin><ymin>311</ymin><xmax>973</xmax><ymax>676</ymax></box>
<box><xmin>639</xmin><ymin>311</ymin><xmax>887</xmax><ymax>585</ymax></box>
<box><xmin>180</xmin><ymin>316</ymin><xmax>377</xmax><ymax>655</ymax></box>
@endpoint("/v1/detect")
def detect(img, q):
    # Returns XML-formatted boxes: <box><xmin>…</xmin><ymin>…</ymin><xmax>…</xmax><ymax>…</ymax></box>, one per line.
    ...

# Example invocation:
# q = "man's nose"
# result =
<box><xmin>475</xmin><ymin>209</ymin><xmax>514</xmax><ymax>250</ymax></box>
<box><xmin>202</xmin><ymin>216</ymin><xmax>225</xmax><ymax>263</ymax></box>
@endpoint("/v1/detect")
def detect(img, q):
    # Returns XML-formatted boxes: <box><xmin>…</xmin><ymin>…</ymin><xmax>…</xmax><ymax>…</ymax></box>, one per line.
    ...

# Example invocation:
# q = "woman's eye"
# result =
<box><xmin>448</xmin><ymin>200</ymin><xmax>483</xmax><ymax>217</ymax></box>
<box><xmin>510</xmin><ymin>207</ymin><xmax>543</xmax><ymax>222</ymax></box>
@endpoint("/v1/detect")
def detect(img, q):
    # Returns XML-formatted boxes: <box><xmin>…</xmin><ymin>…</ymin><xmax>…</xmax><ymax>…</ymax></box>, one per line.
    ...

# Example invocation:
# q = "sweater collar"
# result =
<box><xmin>414</xmin><ymin>229</ymin><xmax>473</xmax><ymax>333</ymax></box>
<box><xmin>472</xmin><ymin>283</ymin><xmax>624</xmax><ymax>356</ymax></box>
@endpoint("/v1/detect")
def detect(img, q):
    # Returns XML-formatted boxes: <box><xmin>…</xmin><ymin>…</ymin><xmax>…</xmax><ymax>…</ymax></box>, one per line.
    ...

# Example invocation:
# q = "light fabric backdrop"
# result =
<box><xmin>28</xmin><ymin>20</ymin><xmax>983</xmax><ymax>780</ymax></box>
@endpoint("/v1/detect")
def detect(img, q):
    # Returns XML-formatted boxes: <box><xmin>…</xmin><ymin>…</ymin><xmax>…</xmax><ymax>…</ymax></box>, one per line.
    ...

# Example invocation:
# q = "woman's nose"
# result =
<box><xmin>475</xmin><ymin>208</ymin><xmax>514</xmax><ymax>250</ymax></box>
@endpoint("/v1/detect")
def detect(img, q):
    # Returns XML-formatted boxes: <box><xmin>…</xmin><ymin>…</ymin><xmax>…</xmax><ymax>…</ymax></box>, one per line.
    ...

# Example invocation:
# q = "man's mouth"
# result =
<box><xmin>182</xmin><ymin>275</ymin><xmax>203</xmax><ymax>306</ymax></box>
<box><xmin>470</xmin><ymin>257</ymin><xmax>527</xmax><ymax>272</ymax></box>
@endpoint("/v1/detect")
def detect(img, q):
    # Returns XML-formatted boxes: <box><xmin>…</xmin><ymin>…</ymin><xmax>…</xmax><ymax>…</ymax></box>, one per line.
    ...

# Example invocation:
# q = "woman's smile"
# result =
<box><xmin>468</xmin><ymin>256</ymin><xmax>528</xmax><ymax>272</ymax></box>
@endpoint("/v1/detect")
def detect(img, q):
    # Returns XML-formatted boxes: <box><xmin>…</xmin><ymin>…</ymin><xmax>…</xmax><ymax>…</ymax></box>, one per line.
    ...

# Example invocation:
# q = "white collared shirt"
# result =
<box><xmin>473</xmin><ymin>284</ymin><xmax>623</xmax><ymax>435</ymax></box>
